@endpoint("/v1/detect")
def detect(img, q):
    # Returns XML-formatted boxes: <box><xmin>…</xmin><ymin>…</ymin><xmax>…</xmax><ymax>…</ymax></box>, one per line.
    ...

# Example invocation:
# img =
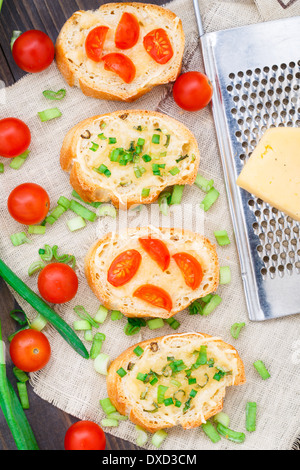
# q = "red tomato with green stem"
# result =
<box><xmin>102</xmin><ymin>53</ymin><xmax>136</xmax><ymax>83</ymax></box>
<box><xmin>38</xmin><ymin>263</ymin><xmax>79</xmax><ymax>304</ymax></box>
<box><xmin>173</xmin><ymin>72</ymin><xmax>213</xmax><ymax>112</ymax></box>
<box><xmin>107</xmin><ymin>250</ymin><xmax>141</xmax><ymax>287</ymax></box>
<box><xmin>172</xmin><ymin>252</ymin><xmax>203</xmax><ymax>290</ymax></box>
<box><xmin>0</xmin><ymin>118</ymin><xmax>31</xmax><ymax>158</ymax></box>
<box><xmin>139</xmin><ymin>237</ymin><xmax>170</xmax><ymax>271</ymax></box>
<box><xmin>12</xmin><ymin>30</ymin><xmax>55</xmax><ymax>73</ymax></box>
<box><xmin>7</xmin><ymin>183</ymin><xmax>50</xmax><ymax>225</ymax></box>
<box><xmin>64</xmin><ymin>421</ymin><xmax>106</xmax><ymax>451</ymax></box>
<box><xmin>85</xmin><ymin>26</ymin><xmax>109</xmax><ymax>62</ymax></box>
<box><xmin>133</xmin><ymin>284</ymin><xmax>173</xmax><ymax>312</ymax></box>
<box><xmin>10</xmin><ymin>329</ymin><xmax>51</xmax><ymax>372</ymax></box>
<box><xmin>115</xmin><ymin>12</ymin><xmax>140</xmax><ymax>49</ymax></box>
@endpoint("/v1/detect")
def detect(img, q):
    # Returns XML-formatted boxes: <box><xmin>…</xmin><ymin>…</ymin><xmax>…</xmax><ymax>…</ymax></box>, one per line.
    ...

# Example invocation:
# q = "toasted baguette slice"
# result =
<box><xmin>60</xmin><ymin>110</ymin><xmax>200</xmax><ymax>209</ymax></box>
<box><xmin>85</xmin><ymin>227</ymin><xmax>219</xmax><ymax>318</ymax></box>
<box><xmin>107</xmin><ymin>332</ymin><xmax>246</xmax><ymax>432</ymax></box>
<box><xmin>55</xmin><ymin>2</ymin><xmax>184</xmax><ymax>102</ymax></box>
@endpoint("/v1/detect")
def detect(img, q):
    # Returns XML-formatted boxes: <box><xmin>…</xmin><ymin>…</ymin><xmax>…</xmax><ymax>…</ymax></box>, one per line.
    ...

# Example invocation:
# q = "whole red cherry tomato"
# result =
<box><xmin>38</xmin><ymin>263</ymin><xmax>79</xmax><ymax>304</ymax></box>
<box><xmin>12</xmin><ymin>30</ymin><xmax>55</xmax><ymax>73</ymax></box>
<box><xmin>0</xmin><ymin>118</ymin><xmax>31</xmax><ymax>158</ymax></box>
<box><xmin>64</xmin><ymin>421</ymin><xmax>106</xmax><ymax>451</ymax></box>
<box><xmin>10</xmin><ymin>329</ymin><xmax>51</xmax><ymax>373</ymax></box>
<box><xmin>173</xmin><ymin>72</ymin><xmax>213</xmax><ymax>112</ymax></box>
<box><xmin>7</xmin><ymin>183</ymin><xmax>50</xmax><ymax>225</ymax></box>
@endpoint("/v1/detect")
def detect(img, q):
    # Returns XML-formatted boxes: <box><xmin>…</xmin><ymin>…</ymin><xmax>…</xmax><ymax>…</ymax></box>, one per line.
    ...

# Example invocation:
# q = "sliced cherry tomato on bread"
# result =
<box><xmin>107</xmin><ymin>249</ymin><xmax>141</xmax><ymax>287</ymax></box>
<box><xmin>143</xmin><ymin>28</ymin><xmax>173</xmax><ymax>65</ymax></box>
<box><xmin>115</xmin><ymin>12</ymin><xmax>140</xmax><ymax>50</ymax></box>
<box><xmin>172</xmin><ymin>253</ymin><xmax>203</xmax><ymax>290</ymax></box>
<box><xmin>133</xmin><ymin>284</ymin><xmax>173</xmax><ymax>312</ymax></box>
<box><xmin>85</xmin><ymin>26</ymin><xmax>109</xmax><ymax>62</ymax></box>
<box><xmin>139</xmin><ymin>237</ymin><xmax>170</xmax><ymax>271</ymax></box>
<box><xmin>102</xmin><ymin>53</ymin><xmax>136</xmax><ymax>83</ymax></box>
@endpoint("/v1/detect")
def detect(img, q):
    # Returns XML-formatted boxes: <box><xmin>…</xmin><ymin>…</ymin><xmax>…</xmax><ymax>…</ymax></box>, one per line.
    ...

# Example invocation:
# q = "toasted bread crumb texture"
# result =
<box><xmin>56</xmin><ymin>3</ymin><xmax>184</xmax><ymax>100</ymax></box>
<box><xmin>107</xmin><ymin>333</ymin><xmax>246</xmax><ymax>432</ymax></box>
<box><xmin>85</xmin><ymin>227</ymin><xmax>219</xmax><ymax>318</ymax></box>
<box><xmin>61</xmin><ymin>110</ymin><xmax>200</xmax><ymax>208</ymax></box>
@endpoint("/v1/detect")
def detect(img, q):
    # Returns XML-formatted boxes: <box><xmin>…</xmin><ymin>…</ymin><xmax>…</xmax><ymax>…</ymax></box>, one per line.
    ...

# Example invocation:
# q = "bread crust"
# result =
<box><xmin>60</xmin><ymin>109</ymin><xmax>200</xmax><ymax>209</ymax></box>
<box><xmin>106</xmin><ymin>332</ymin><xmax>246</xmax><ymax>432</ymax></box>
<box><xmin>55</xmin><ymin>3</ymin><xmax>185</xmax><ymax>102</ymax></box>
<box><xmin>84</xmin><ymin>227</ymin><xmax>219</xmax><ymax>318</ymax></box>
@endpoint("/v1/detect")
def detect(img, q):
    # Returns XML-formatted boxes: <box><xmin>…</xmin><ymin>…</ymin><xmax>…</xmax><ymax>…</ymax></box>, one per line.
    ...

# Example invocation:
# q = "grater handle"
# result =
<box><xmin>193</xmin><ymin>0</ymin><xmax>205</xmax><ymax>37</ymax></box>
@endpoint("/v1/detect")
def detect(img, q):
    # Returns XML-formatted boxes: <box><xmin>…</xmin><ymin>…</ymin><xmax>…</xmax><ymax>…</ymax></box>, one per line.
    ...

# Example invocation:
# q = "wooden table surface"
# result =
<box><xmin>0</xmin><ymin>0</ymin><xmax>168</xmax><ymax>451</ymax></box>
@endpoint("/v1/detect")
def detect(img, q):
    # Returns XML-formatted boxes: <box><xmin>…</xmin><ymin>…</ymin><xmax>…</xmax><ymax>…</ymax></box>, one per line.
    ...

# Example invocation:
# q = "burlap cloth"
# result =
<box><xmin>1</xmin><ymin>0</ymin><xmax>300</xmax><ymax>450</ymax></box>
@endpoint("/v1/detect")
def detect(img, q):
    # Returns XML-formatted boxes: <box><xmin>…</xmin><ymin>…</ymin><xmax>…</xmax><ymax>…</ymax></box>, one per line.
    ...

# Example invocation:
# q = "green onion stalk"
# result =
<box><xmin>0</xmin><ymin>1</ymin><xmax>3</xmax><ymax>14</ymax></box>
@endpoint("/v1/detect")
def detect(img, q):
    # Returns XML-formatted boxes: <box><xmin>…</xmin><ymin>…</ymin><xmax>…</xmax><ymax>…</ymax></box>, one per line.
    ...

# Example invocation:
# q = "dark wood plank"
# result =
<box><xmin>0</xmin><ymin>0</ymin><xmax>168</xmax><ymax>451</ymax></box>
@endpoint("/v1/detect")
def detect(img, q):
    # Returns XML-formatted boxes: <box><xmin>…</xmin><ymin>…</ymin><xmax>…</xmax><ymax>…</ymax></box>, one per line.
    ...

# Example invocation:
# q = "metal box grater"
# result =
<box><xmin>193</xmin><ymin>1</ymin><xmax>300</xmax><ymax>321</ymax></box>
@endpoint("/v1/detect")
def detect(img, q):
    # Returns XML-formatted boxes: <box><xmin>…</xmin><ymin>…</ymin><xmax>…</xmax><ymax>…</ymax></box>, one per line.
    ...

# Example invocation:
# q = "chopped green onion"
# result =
<box><xmin>164</xmin><ymin>317</ymin><xmax>180</xmax><ymax>330</ymax></box>
<box><xmin>142</xmin><ymin>154</ymin><xmax>151</xmax><ymax>162</ymax></box>
<box><xmin>200</xmin><ymin>187</ymin><xmax>220</xmax><ymax>211</ymax></box>
<box><xmin>9</xmin><ymin>150</ymin><xmax>30</xmax><ymax>170</ymax></box>
<box><xmin>71</xmin><ymin>191</ymin><xmax>101</xmax><ymax>208</ymax></box>
<box><xmin>213</xmin><ymin>411</ymin><xmax>230</xmax><ymax>428</ymax></box>
<box><xmin>28</xmin><ymin>261</ymin><xmax>45</xmax><ymax>276</ymax></box>
<box><xmin>90</xmin><ymin>333</ymin><xmax>106</xmax><ymax>359</ymax></box>
<box><xmin>137</xmin><ymin>373</ymin><xmax>148</xmax><ymax>382</ymax></box>
<box><xmin>44</xmin><ymin>215</ymin><xmax>56</xmax><ymax>225</ymax></box>
<box><xmin>111</xmin><ymin>310</ymin><xmax>123</xmax><ymax>321</ymax></box>
<box><xmin>219</xmin><ymin>266</ymin><xmax>231</xmax><ymax>284</ymax></box>
<box><xmin>194</xmin><ymin>174</ymin><xmax>214</xmax><ymax>192</ymax></box>
<box><xmin>176</xmin><ymin>154</ymin><xmax>189</xmax><ymax>164</ymax></box>
<box><xmin>28</xmin><ymin>225</ymin><xmax>46</xmax><ymax>235</ymax></box>
<box><xmin>58</xmin><ymin>196</ymin><xmax>71</xmax><ymax>210</ymax></box>
<box><xmin>188</xmin><ymin>377</ymin><xmax>197</xmax><ymax>385</ymax></box>
<box><xmin>202</xmin><ymin>294</ymin><xmax>222</xmax><ymax>316</ymax></box>
<box><xmin>17</xmin><ymin>383</ymin><xmax>29</xmax><ymax>410</ymax></box>
<box><xmin>84</xmin><ymin>330</ymin><xmax>93</xmax><ymax>342</ymax></box>
<box><xmin>201</xmin><ymin>294</ymin><xmax>213</xmax><ymax>303</ymax></box>
<box><xmin>190</xmin><ymin>389</ymin><xmax>197</xmax><ymax>398</ymax></box>
<box><xmin>69</xmin><ymin>200</ymin><xmax>97</xmax><ymax>222</ymax></box>
<box><xmin>135</xmin><ymin>425</ymin><xmax>148</xmax><ymax>447</ymax></box>
<box><xmin>170</xmin><ymin>379</ymin><xmax>181</xmax><ymax>388</ymax></box>
<box><xmin>39</xmin><ymin>245</ymin><xmax>53</xmax><ymax>262</ymax></box>
<box><xmin>189</xmin><ymin>300</ymin><xmax>203</xmax><ymax>316</ymax></box>
<box><xmin>157</xmin><ymin>385</ymin><xmax>168</xmax><ymax>404</ymax></box>
<box><xmin>216</xmin><ymin>423</ymin><xmax>246</xmax><ymax>443</ymax></box>
<box><xmin>147</xmin><ymin>318</ymin><xmax>164</xmax><ymax>330</ymax></box>
<box><xmin>164</xmin><ymin>134</ymin><xmax>171</xmax><ymax>147</ymax></box>
<box><xmin>108</xmin><ymin>412</ymin><xmax>128</xmax><ymax>421</ymax></box>
<box><xmin>152</xmin><ymin>134</ymin><xmax>160</xmax><ymax>144</ymax></box>
<box><xmin>0</xmin><ymin>163</ymin><xmax>4</xmax><ymax>173</ymax></box>
<box><xmin>9</xmin><ymin>309</ymin><xmax>28</xmax><ymax>326</ymax></box>
<box><xmin>214</xmin><ymin>230</ymin><xmax>231</xmax><ymax>246</ymax></box>
<box><xmin>196</xmin><ymin>346</ymin><xmax>207</xmax><ymax>366</ymax></box>
<box><xmin>246</xmin><ymin>402</ymin><xmax>257</xmax><ymax>432</ymax></box>
<box><xmin>230</xmin><ymin>322</ymin><xmax>245</xmax><ymax>339</ymax></box>
<box><xmin>94</xmin><ymin>305</ymin><xmax>108</xmax><ymax>324</ymax></box>
<box><xmin>201</xmin><ymin>421</ymin><xmax>221</xmax><ymax>443</ymax></box>
<box><xmin>10</xmin><ymin>232</ymin><xmax>30</xmax><ymax>247</ymax></box>
<box><xmin>38</xmin><ymin>108</ymin><xmax>62</xmax><ymax>122</ymax></box>
<box><xmin>98</xmin><ymin>133</ymin><xmax>107</xmax><ymax>140</ymax></box>
<box><xmin>253</xmin><ymin>360</ymin><xmax>270</xmax><ymax>380</ymax></box>
<box><xmin>124</xmin><ymin>318</ymin><xmax>146</xmax><ymax>336</ymax></box>
<box><xmin>133</xmin><ymin>346</ymin><xmax>144</xmax><ymax>357</ymax></box>
<box><xmin>10</xmin><ymin>30</ymin><xmax>22</xmax><ymax>49</ymax></box>
<box><xmin>73</xmin><ymin>305</ymin><xmax>99</xmax><ymax>328</ymax></box>
<box><xmin>94</xmin><ymin>353</ymin><xmax>110</xmax><ymax>375</ymax></box>
<box><xmin>164</xmin><ymin>397</ymin><xmax>174</xmax><ymax>406</ymax></box>
<box><xmin>101</xmin><ymin>418</ymin><xmax>118</xmax><ymax>427</ymax></box>
<box><xmin>170</xmin><ymin>185</ymin><xmax>184</xmax><ymax>205</ymax></box>
<box><xmin>137</xmin><ymin>138</ymin><xmax>145</xmax><ymax>146</ymax></box>
<box><xmin>30</xmin><ymin>313</ymin><xmax>47</xmax><ymax>332</ymax></box>
<box><xmin>109</xmin><ymin>137</ymin><xmax>117</xmax><ymax>144</ymax></box>
<box><xmin>152</xmin><ymin>429</ymin><xmax>167</xmax><ymax>448</ymax></box>
<box><xmin>43</xmin><ymin>89</ymin><xmax>66</xmax><ymax>101</ymax></box>
<box><xmin>93</xmin><ymin>164</ymin><xmax>111</xmax><ymax>178</ymax></box>
<box><xmin>100</xmin><ymin>397</ymin><xmax>116</xmax><ymax>415</ymax></box>
<box><xmin>158</xmin><ymin>191</ymin><xmax>171</xmax><ymax>216</ymax></box>
<box><xmin>169</xmin><ymin>166</ymin><xmax>180</xmax><ymax>176</ymax></box>
<box><xmin>141</xmin><ymin>188</ymin><xmax>150</xmax><ymax>198</ymax></box>
<box><xmin>117</xmin><ymin>367</ymin><xmax>127</xmax><ymax>378</ymax></box>
<box><xmin>174</xmin><ymin>399</ymin><xmax>182</xmax><ymax>407</ymax></box>
<box><xmin>13</xmin><ymin>368</ymin><xmax>29</xmax><ymax>384</ymax></box>
<box><xmin>67</xmin><ymin>216</ymin><xmax>86</xmax><ymax>232</ymax></box>
<box><xmin>73</xmin><ymin>320</ymin><xmax>92</xmax><ymax>331</ymax></box>
<box><xmin>89</xmin><ymin>142</ymin><xmax>99</xmax><ymax>152</ymax></box>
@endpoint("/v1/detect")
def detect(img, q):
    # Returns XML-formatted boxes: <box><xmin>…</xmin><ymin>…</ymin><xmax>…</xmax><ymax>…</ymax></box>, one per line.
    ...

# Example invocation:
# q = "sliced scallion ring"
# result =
<box><xmin>28</xmin><ymin>261</ymin><xmax>45</xmax><ymax>276</ymax></box>
<box><xmin>42</xmin><ymin>89</ymin><xmax>66</xmax><ymax>101</ymax></box>
<box><xmin>10</xmin><ymin>30</ymin><xmax>22</xmax><ymax>49</ymax></box>
<box><xmin>38</xmin><ymin>108</ymin><xmax>62</xmax><ymax>122</ymax></box>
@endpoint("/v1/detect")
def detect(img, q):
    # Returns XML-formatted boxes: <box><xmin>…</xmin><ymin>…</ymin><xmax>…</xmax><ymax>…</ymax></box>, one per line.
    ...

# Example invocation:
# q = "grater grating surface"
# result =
<box><xmin>197</xmin><ymin>14</ymin><xmax>300</xmax><ymax>321</ymax></box>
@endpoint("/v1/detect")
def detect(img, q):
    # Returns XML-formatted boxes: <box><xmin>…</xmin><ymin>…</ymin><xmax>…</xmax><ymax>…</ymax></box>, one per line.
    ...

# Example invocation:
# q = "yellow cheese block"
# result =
<box><xmin>236</xmin><ymin>127</ymin><xmax>300</xmax><ymax>221</ymax></box>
